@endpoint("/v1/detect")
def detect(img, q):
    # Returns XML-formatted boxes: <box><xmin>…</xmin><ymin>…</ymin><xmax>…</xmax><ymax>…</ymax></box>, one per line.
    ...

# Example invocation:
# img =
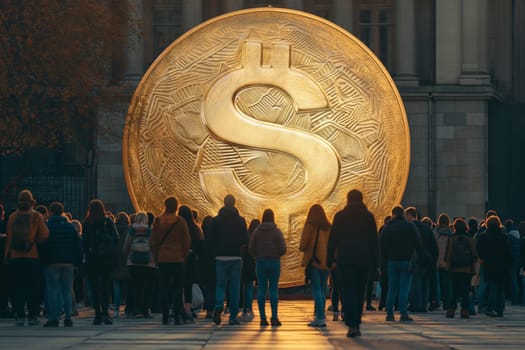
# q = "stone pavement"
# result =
<box><xmin>1</xmin><ymin>301</ymin><xmax>525</xmax><ymax>350</ymax></box>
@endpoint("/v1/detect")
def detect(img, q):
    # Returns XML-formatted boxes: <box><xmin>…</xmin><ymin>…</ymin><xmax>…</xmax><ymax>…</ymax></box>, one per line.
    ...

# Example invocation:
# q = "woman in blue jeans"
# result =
<box><xmin>249</xmin><ymin>209</ymin><xmax>286</xmax><ymax>327</ymax></box>
<box><xmin>300</xmin><ymin>204</ymin><xmax>332</xmax><ymax>327</ymax></box>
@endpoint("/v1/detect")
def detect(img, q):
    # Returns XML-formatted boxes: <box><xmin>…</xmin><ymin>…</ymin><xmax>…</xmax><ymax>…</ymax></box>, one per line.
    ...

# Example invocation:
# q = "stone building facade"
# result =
<box><xmin>97</xmin><ymin>0</ymin><xmax>525</xmax><ymax>221</ymax></box>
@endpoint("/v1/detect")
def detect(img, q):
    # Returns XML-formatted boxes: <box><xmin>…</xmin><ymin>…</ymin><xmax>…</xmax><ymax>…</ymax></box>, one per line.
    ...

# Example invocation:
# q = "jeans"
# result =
<box><xmin>330</xmin><ymin>267</ymin><xmax>344</xmax><ymax>312</ymax></box>
<box><xmin>477</xmin><ymin>266</ymin><xmax>489</xmax><ymax>310</ymax></box>
<box><xmin>158</xmin><ymin>263</ymin><xmax>185</xmax><ymax>321</ymax></box>
<box><xmin>241</xmin><ymin>281</ymin><xmax>253</xmax><ymax>313</ymax></box>
<box><xmin>113</xmin><ymin>279</ymin><xmax>128</xmax><ymax>313</ymax></box>
<box><xmin>86</xmin><ymin>261</ymin><xmax>112</xmax><ymax>316</ymax></box>
<box><xmin>310</xmin><ymin>267</ymin><xmax>329</xmax><ymax>320</ymax></box>
<box><xmin>340</xmin><ymin>264</ymin><xmax>368</xmax><ymax>328</ymax></box>
<box><xmin>45</xmin><ymin>265</ymin><xmax>74</xmax><ymax>321</ymax></box>
<box><xmin>508</xmin><ymin>265</ymin><xmax>520</xmax><ymax>304</ymax></box>
<box><xmin>10</xmin><ymin>258</ymin><xmax>42</xmax><ymax>319</ymax></box>
<box><xmin>448</xmin><ymin>273</ymin><xmax>471</xmax><ymax>310</ymax></box>
<box><xmin>438</xmin><ymin>268</ymin><xmax>451</xmax><ymax>307</ymax></box>
<box><xmin>256</xmin><ymin>259</ymin><xmax>281</xmax><ymax>320</ymax></box>
<box><xmin>215</xmin><ymin>259</ymin><xmax>242</xmax><ymax>321</ymax></box>
<box><xmin>386</xmin><ymin>261</ymin><xmax>412</xmax><ymax>317</ymax></box>
<box><xmin>521</xmin><ymin>274</ymin><xmax>525</xmax><ymax>305</ymax></box>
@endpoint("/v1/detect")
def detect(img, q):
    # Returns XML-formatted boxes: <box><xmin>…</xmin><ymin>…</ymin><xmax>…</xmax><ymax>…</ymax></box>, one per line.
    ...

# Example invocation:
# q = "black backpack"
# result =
<box><xmin>451</xmin><ymin>236</ymin><xmax>472</xmax><ymax>267</ymax></box>
<box><xmin>10</xmin><ymin>213</ymin><xmax>34</xmax><ymax>253</ymax></box>
<box><xmin>90</xmin><ymin>220</ymin><xmax>116</xmax><ymax>257</ymax></box>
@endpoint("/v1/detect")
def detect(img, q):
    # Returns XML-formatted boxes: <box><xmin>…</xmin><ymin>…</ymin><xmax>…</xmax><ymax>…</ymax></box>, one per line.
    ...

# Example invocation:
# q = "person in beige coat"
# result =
<box><xmin>150</xmin><ymin>196</ymin><xmax>190</xmax><ymax>325</ymax></box>
<box><xmin>299</xmin><ymin>204</ymin><xmax>332</xmax><ymax>327</ymax></box>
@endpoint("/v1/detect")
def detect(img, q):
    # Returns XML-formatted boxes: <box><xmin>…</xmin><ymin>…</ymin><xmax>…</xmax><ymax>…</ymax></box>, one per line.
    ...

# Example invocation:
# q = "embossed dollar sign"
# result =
<box><xmin>201</xmin><ymin>40</ymin><xmax>341</xmax><ymax>224</ymax></box>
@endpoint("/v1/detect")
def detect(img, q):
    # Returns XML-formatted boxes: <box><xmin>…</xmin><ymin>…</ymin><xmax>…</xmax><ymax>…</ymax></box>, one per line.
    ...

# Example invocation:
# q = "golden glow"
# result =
<box><xmin>123</xmin><ymin>8</ymin><xmax>410</xmax><ymax>287</ymax></box>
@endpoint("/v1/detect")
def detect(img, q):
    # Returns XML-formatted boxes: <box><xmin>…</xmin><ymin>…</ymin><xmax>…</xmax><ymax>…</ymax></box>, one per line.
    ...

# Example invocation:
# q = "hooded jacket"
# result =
<box><xmin>207</xmin><ymin>206</ymin><xmax>248</xmax><ymax>258</ymax></box>
<box><xmin>249</xmin><ymin>222</ymin><xmax>286</xmax><ymax>259</ymax></box>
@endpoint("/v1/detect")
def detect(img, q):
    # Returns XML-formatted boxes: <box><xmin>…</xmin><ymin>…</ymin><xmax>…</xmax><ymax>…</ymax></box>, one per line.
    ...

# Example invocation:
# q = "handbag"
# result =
<box><xmin>191</xmin><ymin>283</ymin><xmax>204</xmax><ymax>309</ymax></box>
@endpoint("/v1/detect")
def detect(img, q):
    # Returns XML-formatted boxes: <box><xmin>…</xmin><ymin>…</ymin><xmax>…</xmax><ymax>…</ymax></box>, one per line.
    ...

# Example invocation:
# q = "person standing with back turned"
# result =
<box><xmin>327</xmin><ymin>189</ymin><xmax>378</xmax><ymax>338</ymax></box>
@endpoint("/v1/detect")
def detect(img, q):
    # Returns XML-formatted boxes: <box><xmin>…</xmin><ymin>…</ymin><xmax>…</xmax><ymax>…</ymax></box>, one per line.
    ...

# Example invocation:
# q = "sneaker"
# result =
<box><xmin>365</xmin><ymin>304</ymin><xmax>376</xmax><ymax>311</ymax></box>
<box><xmin>400</xmin><ymin>315</ymin><xmax>414</xmax><ymax>323</ymax></box>
<box><xmin>271</xmin><ymin>318</ymin><xmax>282</xmax><ymax>327</ymax></box>
<box><xmin>460</xmin><ymin>309</ymin><xmax>470</xmax><ymax>319</ymax></box>
<box><xmin>446</xmin><ymin>309</ymin><xmax>455</xmax><ymax>318</ymax></box>
<box><xmin>27</xmin><ymin>317</ymin><xmax>40</xmax><ymax>326</ymax></box>
<box><xmin>64</xmin><ymin>319</ymin><xmax>73</xmax><ymax>327</ymax></box>
<box><xmin>247</xmin><ymin>310</ymin><xmax>255</xmax><ymax>321</ymax></box>
<box><xmin>229</xmin><ymin>318</ymin><xmax>240</xmax><ymax>325</ymax></box>
<box><xmin>239</xmin><ymin>312</ymin><xmax>249</xmax><ymax>322</ymax></box>
<box><xmin>308</xmin><ymin>318</ymin><xmax>326</xmax><ymax>327</ymax></box>
<box><xmin>15</xmin><ymin>317</ymin><xmax>25</xmax><ymax>326</ymax></box>
<box><xmin>92</xmin><ymin>316</ymin><xmax>101</xmax><ymax>325</ymax></box>
<box><xmin>260</xmin><ymin>319</ymin><xmax>269</xmax><ymax>326</ymax></box>
<box><xmin>43</xmin><ymin>320</ymin><xmax>59</xmax><ymax>327</ymax></box>
<box><xmin>102</xmin><ymin>315</ymin><xmax>113</xmax><ymax>325</ymax></box>
<box><xmin>386</xmin><ymin>315</ymin><xmax>395</xmax><ymax>322</ymax></box>
<box><xmin>485</xmin><ymin>310</ymin><xmax>498</xmax><ymax>317</ymax></box>
<box><xmin>213</xmin><ymin>309</ymin><xmax>222</xmax><ymax>325</ymax></box>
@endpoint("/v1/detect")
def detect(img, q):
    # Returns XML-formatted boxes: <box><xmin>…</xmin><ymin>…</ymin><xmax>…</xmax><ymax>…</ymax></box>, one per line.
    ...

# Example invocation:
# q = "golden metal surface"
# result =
<box><xmin>123</xmin><ymin>8</ymin><xmax>410</xmax><ymax>287</ymax></box>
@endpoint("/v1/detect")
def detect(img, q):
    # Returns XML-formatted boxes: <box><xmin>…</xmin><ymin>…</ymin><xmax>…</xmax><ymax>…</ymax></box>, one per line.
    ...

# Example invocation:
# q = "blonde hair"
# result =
<box><xmin>135</xmin><ymin>212</ymin><xmax>149</xmax><ymax>225</ymax></box>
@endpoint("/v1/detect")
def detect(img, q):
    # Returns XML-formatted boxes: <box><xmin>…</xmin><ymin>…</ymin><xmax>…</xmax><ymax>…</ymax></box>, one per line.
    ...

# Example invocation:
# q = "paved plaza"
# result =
<box><xmin>1</xmin><ymin>300</ymin><xmax>524</xmax><ymax>350</ymax></box>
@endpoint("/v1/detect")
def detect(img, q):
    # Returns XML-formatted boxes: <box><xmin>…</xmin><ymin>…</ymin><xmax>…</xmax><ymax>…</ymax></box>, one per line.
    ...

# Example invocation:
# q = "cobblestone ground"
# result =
<box><xmin>1</xmin><ymin>300</ymin><xmax>525</xmax><ymax>350</ymax></box>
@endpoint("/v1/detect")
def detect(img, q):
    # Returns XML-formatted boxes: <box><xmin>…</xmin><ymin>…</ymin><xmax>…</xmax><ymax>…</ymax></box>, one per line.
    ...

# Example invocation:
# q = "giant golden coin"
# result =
<box><xmin>123</xmin><ymin>8</ymin><xmax>410</xmax><ymax>287</ymax></box>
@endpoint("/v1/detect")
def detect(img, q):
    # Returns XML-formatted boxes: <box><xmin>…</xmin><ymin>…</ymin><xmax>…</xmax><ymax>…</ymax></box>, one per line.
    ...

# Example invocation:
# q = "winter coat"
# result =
<box><xmin>82</xmin><ymin>217</ymin><xmax>120</xmax><ymax>267</ymax></box>
<box><xmin>445</xmin><ymin>232</ymin><xmax>478</xmax><ymax>274</ymax></box>
<box><xmin>40</xmin><ymin>215</ymin><xmax>82</xmax><ymax>267</ymax></box>
<box><xmin>150</xmin><ymin>213</ymin><xmax>190</xmax><ymax>264</ymax></box>
<box><xmin>207</xmin><ymin>206</ymin><xmax>248</xmax><ymax>258</ymax></box>
<box><xmin>414</xmin><ymin>220</ymin><xmax>438</xmax><ymax>267</ymax></box>
<box><xmin>299</xmin><ymin>222</ymin><xmax>331</xmax><ymax>270</ymax></box>
<box><xmin>435</xmin><ymin>226</ymin><xmax>454</xmax><ymax>269</ymax></box>
<box><xmin>5</xmin><ymin>210</ymin><xmax>49</xmax><ymax>261</ymax></box>
<box><xmin>111</xmin><ymin>223</ymin><xmax>130</xmax><ymax>280</ymax></box>
<box><xmin>327</xmin><ymin>203</ymin><xmax>378</xmax><ymax>268</ymax></box>
<box><xmin>477</xmin><ymin>227</ymin><xmax>513</xmax><ymax>282</ymax></box>
<box><xmin>381</xmin><ymin>217</ymin><xmax>422</xmax><ymax>263</ymax></box>
<box><xmin>124</xmin><ymin>223</ymin><xmax>156</xmax><ymax>269</ymax></box>
<box><xmin>249</xmin><ymin>222</ymin><xmax>286</xmax><ymax>260</ymax></box>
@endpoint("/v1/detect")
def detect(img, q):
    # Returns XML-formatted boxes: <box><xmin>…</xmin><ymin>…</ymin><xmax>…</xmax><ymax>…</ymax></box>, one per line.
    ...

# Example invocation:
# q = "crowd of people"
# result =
<box><xmin>1</xmin><ymin>188</ymin><xmax>524</xmax><ymax>339</ymax></box>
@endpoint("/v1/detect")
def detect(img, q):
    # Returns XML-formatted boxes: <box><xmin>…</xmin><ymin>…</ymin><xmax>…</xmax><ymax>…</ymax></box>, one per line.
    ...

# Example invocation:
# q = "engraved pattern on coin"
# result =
<box><xmin>123</xmin><ymin>9</ymin><xmax>410</xmax><ymax>287</ymax></box>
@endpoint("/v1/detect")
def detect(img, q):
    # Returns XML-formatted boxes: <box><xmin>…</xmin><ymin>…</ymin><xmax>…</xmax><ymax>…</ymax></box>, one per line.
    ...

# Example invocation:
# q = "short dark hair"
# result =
<box><xmin>486</xmin><ymin>215</ymin><xmax>502</xmax><ymax>230</ymax></box>
<box><xmin>485</xmin><ymin>209</ymin><xmax>498</xmax><ymax>220</ymax></box>
<box><xmin>224</xmin><ymin>194</ymin><xmax>236</xmax><ymax>207</ymax></box>
<box><xmin>404</xmin><ymin>207</ymin><xmax>417</xmax><ymax>219</ymax></box>
<box><xmin>453</xmin><ymin>218</ymin><xmax>467</xmax><ymax>234</ymax></box>
<box><xmin>347</xmin><ymin>189</ymin><xmax>363</xmax><ymax>204</ymax></box>
<box><xmin>262</xmin><ymin>209</ymin><xmax>274</xmax><ymax>223</ymax></box>
<box><xmin>391</xmin><ymin>205</ymin><xmax>404</xmax><ymax>218</ymax></box>
<box><xmin>164</xmin><ymin>196</ymin><xmax>178</xmax><ymax>214</ymax></box>
<box><xmin>49</xmin><ymin>202</ymin><xmax>64</xmax><ymax>216</ymax></box>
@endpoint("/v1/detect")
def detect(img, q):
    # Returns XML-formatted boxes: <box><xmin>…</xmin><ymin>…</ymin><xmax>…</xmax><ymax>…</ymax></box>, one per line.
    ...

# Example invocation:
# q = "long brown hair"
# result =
<box><xmin>85</xmin><ymin>199</ymin><xmax>106</xmax><ymax>224</ymax></box>
<box><xmin>306</xmin><ymin>204</ymin><xmax>331</xmax><ymax>230</ymax></box>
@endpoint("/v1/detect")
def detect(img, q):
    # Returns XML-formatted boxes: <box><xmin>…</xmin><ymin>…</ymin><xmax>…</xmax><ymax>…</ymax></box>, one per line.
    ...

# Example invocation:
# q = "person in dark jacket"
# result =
<box><xmin>444</xmin><ymin>218</ymin><xmax>478</xmax><ymax>318</ymax></box>
<box><xmin>249</xmin><ymin>209</ymin><xmax>286</xmax><ymax>327</ymax></box>
<box><xmin>178</xmin><ymin>205</ymin><xmax>204</xmax><ymax>322</ymax></box>
<box><xmin>200</xmin><ymin>215</ymin><xmax>216</xmax><ymax>319</ymax></box>
<box><xmin>207</xmin><ymin>194</ymin><xmax>248</xmax><ymax>325</ymax></box>
<box><xmin>41</xmin><ymin>202</ymin><xmax>82</xmax><ymax>327</ymax></box>
<box><xmin>82</xmin><ymin>199</ymin><xmax>119</xmax><ymax>325</ymax></box>
<box><xmin>477</xmin><ymin>215</ymin><xmax>512</xmax><ymax>317</ymax></box>
<box><xmin>405</xmin><ymin>207</ymin><xmax>438</xmax><ymax>313</ymax></box>
<box><xmin>381</xmin><ymin>205</ymin><xmax>421</xmax><ymax>323</ymax></box>
<box><xmin>240</xmin><ymin>219</ymin><xmax>259</xmax><ymax>322</ymax></box>
<box><xmin>327</xmin><ymin>189</ymin><xmax>378</xmax><ymax>338</ymax></box>
<box><xmin>112</xmin><ymin>212</ymin><xmax>130</xmax><ymax>318</ymax></box>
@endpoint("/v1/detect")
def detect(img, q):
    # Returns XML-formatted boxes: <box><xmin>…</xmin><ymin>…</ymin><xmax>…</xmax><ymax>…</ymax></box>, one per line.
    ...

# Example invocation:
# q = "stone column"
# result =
<box><xmin>183</xmin><ymin>0</ymin><xmax>203</xmax><ymax>31</ymax></box>
<box><xmin>124</xmin><ymin>0</ymin><xmax>144</xmax><ymax>84</ymax></box>
<box><xmin>459</xmin><ymin>0</ymin><xmax>490</xmax><ymax>85</ymax></box>
<box><xmin>224</xmin><ymin>0</ymin><xmax>243</xmax><ymax>12</ymax></box>
<box><xmin>284</xmin><ymin>0</ymin><xmax>302</xmax><ymax>10</ymax></box>
<box><xmin>333</xmin><ymin>0</ymin><xmax>353</xmax><ymax>32</ymax></box>
<box><xmin>435</xmin><ymin>0</ymin><xmax>461</xmax><ymax>84</ymax></box>
<box><xmin>394</xmin><ymin>0</ymin><xmax>418</xmax><ymax>86</ymax></box>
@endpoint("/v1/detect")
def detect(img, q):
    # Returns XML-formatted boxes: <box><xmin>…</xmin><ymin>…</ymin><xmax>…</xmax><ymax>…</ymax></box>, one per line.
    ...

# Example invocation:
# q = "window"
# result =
<box><xmin>152</xmin><ymin>0</ymin><xmax>183</xmax><ymax>59</ymax></box>
<box><xmin>357</xmin><ymin>0</ymin><xmax>393</xmax><ymax>71</ymax></box>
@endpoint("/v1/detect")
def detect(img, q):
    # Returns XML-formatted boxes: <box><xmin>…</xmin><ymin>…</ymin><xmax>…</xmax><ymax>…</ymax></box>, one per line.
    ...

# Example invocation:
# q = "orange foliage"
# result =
<box><xmin>0</xmin><ymin>0</ymin><xmax>131</xmax><ymax>154</ymax></box>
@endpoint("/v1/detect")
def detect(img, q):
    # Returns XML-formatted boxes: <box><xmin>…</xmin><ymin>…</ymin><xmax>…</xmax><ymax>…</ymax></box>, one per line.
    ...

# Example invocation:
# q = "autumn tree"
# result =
<box><xmin>0</xmin><ymin>0</ymin><xmax>131</xmax><ymax>154</ymax></box>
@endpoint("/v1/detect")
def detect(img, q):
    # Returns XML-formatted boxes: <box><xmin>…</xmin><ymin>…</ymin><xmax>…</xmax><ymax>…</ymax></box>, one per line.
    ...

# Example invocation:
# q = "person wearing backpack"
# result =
<box><xmin>124</xmin><ymin>212</ymin><xmax>156</xmax><ymax>319</ymax></box>
<box><xmin>444</xmin><ymin>218</ymin><xmax>478</xmax><ymax>318</ymax></box>
<box><xmin>4</xmin><ymin>190</ymin><xmax>49</xmax><ymax>326</ymax></box>
<box><xmin>82</xmin><ymin>199</ymin><xmax>119</xmax><ymax>325</ymax></box>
